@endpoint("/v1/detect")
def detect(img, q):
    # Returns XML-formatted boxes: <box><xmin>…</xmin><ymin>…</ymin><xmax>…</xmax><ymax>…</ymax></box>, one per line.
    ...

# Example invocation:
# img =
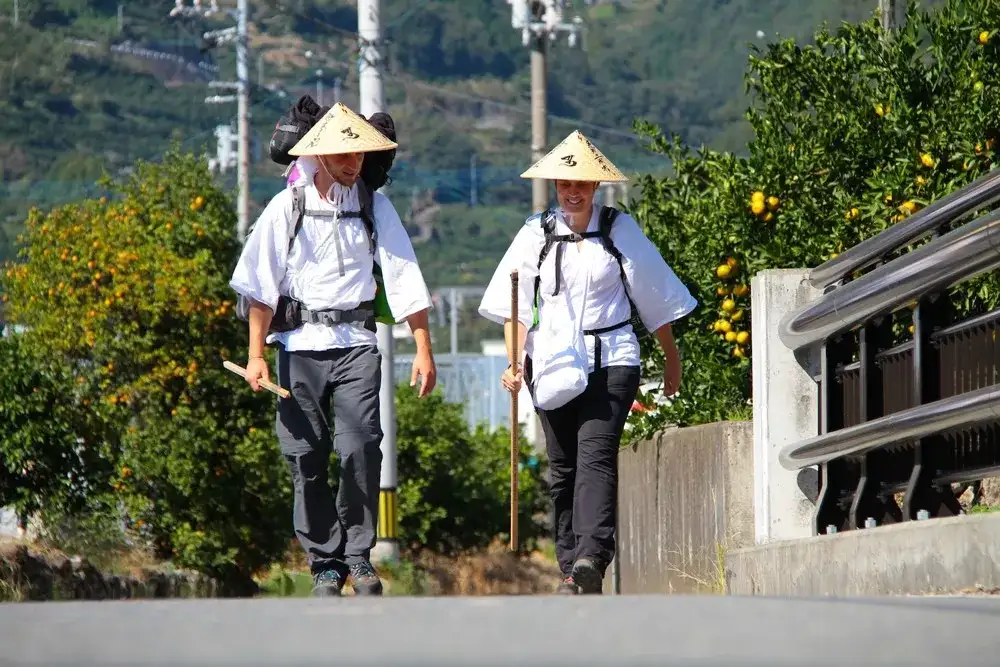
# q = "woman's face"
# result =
<box><xmin>319</xmin><ymin>152</ymin><xmax>364</xmax><ymax>187</ymax></box>
<box><xmin>555</xmin><ymin>180</ymin><xmax>598</xmax><ymax>217</ymax></box>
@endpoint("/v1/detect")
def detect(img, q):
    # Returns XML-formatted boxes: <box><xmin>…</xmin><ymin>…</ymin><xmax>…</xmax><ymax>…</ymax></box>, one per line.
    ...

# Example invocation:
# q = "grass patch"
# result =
<box><xmin>726</xmin><ymin>403</ymin><xmax>753</xmax><ymax>422</ymax></box>
<box><xmin>0</xmin><ymin>570</ymin><xmax>24</xmax><ymax>602</ymax></box>
<box><xmin>0</xmin><ymin>548</ymin><xmax>24</xmax><ymax>602</ymax></box>
<box><xmin>969</xmin><ymin>504</ymin><xmax>1000</xmax><ymax>514</ymax></box>
<box><xmin>379</xmin><ymin>560</ymin><xmax>429</xmax><ymax>596</ymax></box>
<box><xmin>257</xmin><ymin>567</ymin><xmax>314</xmax><ymax>598</ymax></box>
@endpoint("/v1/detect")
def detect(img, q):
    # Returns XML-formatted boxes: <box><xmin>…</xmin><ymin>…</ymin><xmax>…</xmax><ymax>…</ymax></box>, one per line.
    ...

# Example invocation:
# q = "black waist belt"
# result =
<box><xmin>300</xmin><ymin>300</ymin><xmax>376</xmax><ymax>332</ymax></box>
<box><xmin>583</xmin><ymin>318</ymin><xmax>631</xmax><ymax>370</ymax></box>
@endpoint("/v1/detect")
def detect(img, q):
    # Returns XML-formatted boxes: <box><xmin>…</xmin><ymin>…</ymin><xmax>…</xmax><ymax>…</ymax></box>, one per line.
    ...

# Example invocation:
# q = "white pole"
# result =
<box><xmin>235</xmin><ymin>0</ymin><xmax>250</xmax><ymax>243</ymax></box>
<box><xmin>878</xmin><ymin>0</ymin><xmax>897</xmax><ymax>31</ymax></box>
<box><xmin>450</xmin><ymin>288</ymin><xmax>458</xmax><ymax>358</ymax></box>
<box><xmin>359</xmin><ymin>0</ymin><xmax>399</xmax><ymax>565</ymax></box>
<box><xmin>530</xmin><ymin>35</ymin><xmax>547</xmax><ymax>215</ymax></box>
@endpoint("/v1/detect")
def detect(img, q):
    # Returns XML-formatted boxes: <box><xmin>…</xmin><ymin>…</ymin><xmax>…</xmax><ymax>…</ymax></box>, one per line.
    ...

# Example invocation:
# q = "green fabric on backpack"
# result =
<box><xmin>372</xmin><ymin>263</ymin><xmax>395</xmax><ymax>325</ymax></box>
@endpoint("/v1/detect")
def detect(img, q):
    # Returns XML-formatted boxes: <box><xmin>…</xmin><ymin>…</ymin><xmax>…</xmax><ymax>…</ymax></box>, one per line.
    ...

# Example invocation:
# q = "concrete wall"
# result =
<box><xmin>0</xmin><ymin>542</ymin><xmax>219</xmax><ymax>601</ymax></box>
<box><xmin>611</xmin><ymin>421</ymin><xmax>754</xmax><ymax>594</ymax></box>
<box><xmin>727</xmin><ymin>511</ymin><xmax>1000</xmax><ymax>596</ymax></box>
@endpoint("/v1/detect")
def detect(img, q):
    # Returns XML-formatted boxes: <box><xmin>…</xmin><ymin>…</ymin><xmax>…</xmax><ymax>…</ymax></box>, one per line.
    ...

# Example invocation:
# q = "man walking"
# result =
<box><xmin>230</xmin><ymin>103</ymin><xmax>437</xmax><ymax>597</ymax></box>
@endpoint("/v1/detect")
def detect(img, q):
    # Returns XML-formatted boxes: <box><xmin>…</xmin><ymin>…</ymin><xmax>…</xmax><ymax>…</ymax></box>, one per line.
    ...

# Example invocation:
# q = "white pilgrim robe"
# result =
<box><xmin>478</xmin><ymin>204</ymin><xmax>697</xmax><ymax>375</ymax></box>
<box><xmin>230</xmin><ymin>181</ymin><xmax>433</xmax><ymax>352</ymax></box>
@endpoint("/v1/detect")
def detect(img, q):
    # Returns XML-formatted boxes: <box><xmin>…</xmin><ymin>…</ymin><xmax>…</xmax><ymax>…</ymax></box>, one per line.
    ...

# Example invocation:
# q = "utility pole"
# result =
<box><xmin>235</xmin><ymin>0</ymin><xmax>250</xmax><ymax>243</ymax></box>
<box><xmin>604</xmin><ymin>182</ymin><xmax>616</xmax><ymax>208</ymax></box>
<box><xmin>13</xmin><ymin>0</ymin><xmax>18</xmax><ymax>27</ymax></box>
<box><xmin>509</xmin><ymin>1</ymin><xmax>583</xmax><ymax>214</ymax></box>
<box><xmin>359</xmin><ymin>0</ymin><xmax>398</xmax><ymax>566</ymax></box>
<box><xmin>169</xmin><ymin>0</ymin><xmax>250</xmax><ymax>243</ymax></box>
<box><xmin>450</xmin><ymin>288</ymin><xmax>459</xmax><ymax>358</ymax></box>
<box><xmin>118</xmin><ymin>3</ymin><xmax>124</xmax><ymax>34</ymax></box>
<box><xmin>878</xmin><ymin>0</ymin><xmax>897</xmax><ymax>31</ymax></box>
<box><xmin>530</xmin><ymin>34</ymin><xmax>547</xmax><ymax>214</ymax></box>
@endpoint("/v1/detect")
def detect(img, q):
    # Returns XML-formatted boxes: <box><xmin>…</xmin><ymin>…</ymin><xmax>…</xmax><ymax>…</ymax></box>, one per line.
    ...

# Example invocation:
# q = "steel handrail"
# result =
<box><xmin>807</xmin><ymin>168</ymin><xmax>1000</xmax><ymax>289</ymax></box>
<box><xmin>779</xmin><ymin>383</ymin><xmax>1000</xmax><ymax>470</ymax></box>
<box><xmin>778</xmin><ymin>208</ymin><xmax>1000</xmax><ymax>352</ymax></box>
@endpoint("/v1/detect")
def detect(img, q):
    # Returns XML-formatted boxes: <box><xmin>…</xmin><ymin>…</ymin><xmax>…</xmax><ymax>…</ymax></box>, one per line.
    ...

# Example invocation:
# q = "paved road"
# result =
<box><xmin>2</xmin><ymin>594</ymin><xmax>999</xmax><ymax>666</ymax></box>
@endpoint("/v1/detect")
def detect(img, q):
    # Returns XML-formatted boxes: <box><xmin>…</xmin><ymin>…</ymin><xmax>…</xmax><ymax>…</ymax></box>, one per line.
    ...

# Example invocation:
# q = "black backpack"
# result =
<box><xmin>532</xmin><ymin>206</ymin><xmax>650</xmax><ymax>344</ymax></box>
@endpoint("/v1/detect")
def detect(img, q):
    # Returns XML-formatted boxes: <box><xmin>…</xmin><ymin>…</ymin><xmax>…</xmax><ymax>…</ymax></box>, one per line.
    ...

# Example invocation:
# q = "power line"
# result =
<box><xmin>274</xmin><ymin>2</ymin><xmax>643</xmax><ymax>144</ymax></box>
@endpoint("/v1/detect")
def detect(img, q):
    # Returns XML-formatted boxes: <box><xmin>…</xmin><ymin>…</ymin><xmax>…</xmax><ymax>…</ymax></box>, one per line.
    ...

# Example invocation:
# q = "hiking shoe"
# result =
<box><xmin>571</xmin><ymin>558</ymin><xmax>604</xmax><ymax>595</ymax></box>
<box><xmin>312</xmin><ymin>569</ymin><xmax>344</xmax><ymax>598</ymax></box>
<box><xmin>556</xmin><ymin>575</ymin><xmax>580</xmax><ymax>595</ymax></box>
<box><xmin>348</xmin><ymin>561</ymin><xmax>384</xmax><ymax>596</ymax></box>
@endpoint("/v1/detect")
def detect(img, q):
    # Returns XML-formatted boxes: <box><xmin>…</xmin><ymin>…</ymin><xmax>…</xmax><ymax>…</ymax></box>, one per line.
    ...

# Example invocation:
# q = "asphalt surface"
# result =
<box><xmin>2</xmin><ymin>594</ymin><xmax>999</xmax><ymax>666</ymax></box>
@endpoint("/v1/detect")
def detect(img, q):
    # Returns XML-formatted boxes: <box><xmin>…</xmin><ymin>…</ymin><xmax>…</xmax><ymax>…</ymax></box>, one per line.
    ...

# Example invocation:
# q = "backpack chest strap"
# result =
<box><xmin>540</xmin><ymin>230</ymin><xmax>603</xmax><ymax>297</ymax></box>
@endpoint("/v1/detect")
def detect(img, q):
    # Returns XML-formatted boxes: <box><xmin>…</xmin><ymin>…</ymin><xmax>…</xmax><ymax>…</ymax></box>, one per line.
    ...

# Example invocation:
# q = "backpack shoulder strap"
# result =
<box><xmin>356</xmin><ymin>181</ymin><xmax>378</xmax><ymax>255</ymax></box>
<box><xmin>288</xmin><ymin>186</ymin><xmax>306</xmax><ymax>252</ymax></box>
<box><xmin>599</xmin><ymin>204</ymin><xmax>633</xmax><ymax>293</ymax></box>
<box><xmin>534</xmin><ymin>209</ymin><xmax>558</xmax><ymax>268</ymax></box>
<box><xmin>529</xmin><ymin>209</ymin><xmax>556</xmax><ymax>322</ymax></box>
<box><xmin>598</xmin><ymin>206</ymin><xmax>622</xmax><ymax>259</ymax></box>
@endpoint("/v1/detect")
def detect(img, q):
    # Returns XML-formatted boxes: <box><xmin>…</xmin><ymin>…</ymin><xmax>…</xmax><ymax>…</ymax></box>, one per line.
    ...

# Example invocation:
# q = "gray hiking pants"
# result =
<box><xmin>275</xmin><ymin>344</ymin><xmax>383</xmax><ymax>576</ymax></box>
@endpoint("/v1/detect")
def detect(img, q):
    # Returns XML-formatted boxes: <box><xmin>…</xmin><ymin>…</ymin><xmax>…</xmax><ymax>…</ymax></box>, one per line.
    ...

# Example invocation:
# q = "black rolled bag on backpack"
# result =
<box><xmin>268</xmin><ymin>94</ymin><xmax>322</xmax><ymax>166</ymax></box>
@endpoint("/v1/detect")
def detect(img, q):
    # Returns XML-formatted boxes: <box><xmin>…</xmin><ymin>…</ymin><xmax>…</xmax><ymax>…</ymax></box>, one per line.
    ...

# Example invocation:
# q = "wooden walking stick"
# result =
<box><xmin>509</xmin><ymin>270</ymin><xmax>519</xmax><ymax>553</ymax></box>
<box><xmin>222</xmin><ymin>360</ymin><xmax>291</xmax><ymax>399</ymax></box>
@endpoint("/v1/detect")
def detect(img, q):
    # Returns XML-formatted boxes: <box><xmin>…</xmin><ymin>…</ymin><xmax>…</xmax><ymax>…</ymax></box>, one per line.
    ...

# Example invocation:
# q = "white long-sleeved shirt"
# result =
<box><xmin>230</xmin><ymin>180</ymin><xmax>432</xmax><ymax>352</ymax></box>
<box><xmin>478</xmin><ymin>204</ymin><xmax>697</xmax><ymax>374</ymax></box>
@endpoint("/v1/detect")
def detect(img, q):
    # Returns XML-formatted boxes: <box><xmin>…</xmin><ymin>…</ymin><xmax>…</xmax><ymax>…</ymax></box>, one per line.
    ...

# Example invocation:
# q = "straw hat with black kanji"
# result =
<box><xmin>289</xmin><ymin>102</ymin><xmax>398</xmax><ymax>156</ymax></box>
<box><xmin>520</xmin><ymin>130</ymin><xmax>628</xmax><ymax>183</ymax></box>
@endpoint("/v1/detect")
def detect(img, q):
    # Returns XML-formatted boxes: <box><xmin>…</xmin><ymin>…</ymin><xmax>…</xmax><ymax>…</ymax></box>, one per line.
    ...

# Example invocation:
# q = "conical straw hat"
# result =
<box><xmin>289</xmin><ymin>102</ymin><xmax>398</xmax><ymax>157</ymax></box>
<box><xmin>520</xmin><ymin>130</ymin><xmax>628</xmax><ymax>183</ymax></box>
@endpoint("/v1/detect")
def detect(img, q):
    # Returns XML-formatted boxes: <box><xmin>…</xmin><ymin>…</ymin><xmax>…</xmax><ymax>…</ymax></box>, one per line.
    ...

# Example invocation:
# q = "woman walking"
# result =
<box><xmin>478</xmin><ymin>131</ymin><xmax>697</xmax><ymax>595</ymax></box>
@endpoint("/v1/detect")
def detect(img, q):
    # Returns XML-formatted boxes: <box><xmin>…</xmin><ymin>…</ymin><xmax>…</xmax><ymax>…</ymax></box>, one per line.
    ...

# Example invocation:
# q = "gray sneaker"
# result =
<box><xmin>349</xmin><ymin>561</ymin><xmax>384</xmax><ymax>596</ymax></box>
<box><xmin>571</xmin><ymin>558</ymin><xmax>604</xmax><ymax>595</ymax></box>
<box><xmin>312</xmin><ymin>569</ymin><xmax>344</xmax><ymax>597</ymax></box>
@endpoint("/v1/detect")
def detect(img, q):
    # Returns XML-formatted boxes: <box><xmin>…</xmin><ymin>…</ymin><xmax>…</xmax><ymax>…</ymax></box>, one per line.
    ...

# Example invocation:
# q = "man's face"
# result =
<box><xmin>555</xmin><ymin>179</ymin><xmax>598</xmax><ymax>217</ymax></box>
<box><xmin>319</xmin><ymin>152</ymin><xmax>364</xmax><ymax>187</ymax></box>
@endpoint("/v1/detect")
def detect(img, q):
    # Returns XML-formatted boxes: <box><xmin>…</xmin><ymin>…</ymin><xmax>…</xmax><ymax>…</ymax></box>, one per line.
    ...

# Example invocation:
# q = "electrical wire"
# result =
<box><xmin>275</xmin><ymin>1</ymin><xmax>647</xmax><ymax>144</ymax></box>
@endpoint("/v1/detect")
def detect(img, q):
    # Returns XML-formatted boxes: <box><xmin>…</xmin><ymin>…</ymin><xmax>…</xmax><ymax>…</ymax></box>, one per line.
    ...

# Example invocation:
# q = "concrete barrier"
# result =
<box><xmin>609</xmin><ymin>421</ymin><xmax>754</xmax><ymax>594</ymax></box>
<box><xmin>726</xmin><ymin>511</ymin><xmax>1000</xmax><ymax>596</ymax></box>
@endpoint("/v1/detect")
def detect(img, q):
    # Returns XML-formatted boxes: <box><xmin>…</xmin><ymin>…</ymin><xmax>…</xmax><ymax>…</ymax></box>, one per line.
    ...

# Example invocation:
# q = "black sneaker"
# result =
<box><xmin>571</xmin><ymin>557</ymin><xmax>604</xmax><ymax>595</ymax></box>
<box><xmin>312</xmin><ymin>569</ymin><xmax>344</xmax><ymax>598</ymax></box>
<box><xmin>348</xmin><ymin>561</ymin><xmax>384</xmax><ymax>596</ymax></box>
<box><xmin>556</xmin><ymin>575</ymin><xmax>580</xmax><ymax>595</ymax></box>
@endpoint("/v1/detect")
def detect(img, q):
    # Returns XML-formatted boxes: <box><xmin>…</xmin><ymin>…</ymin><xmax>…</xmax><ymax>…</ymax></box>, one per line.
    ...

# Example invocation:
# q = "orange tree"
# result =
<box><xmin>626</xmin><ymin>0</ymin><xmax>1000</xmax><ymax>439</ymax></box>
<box><xmin>0</xmin><ymin>148</ymin><xmax>291</xmax><ymax>594</ymax></box>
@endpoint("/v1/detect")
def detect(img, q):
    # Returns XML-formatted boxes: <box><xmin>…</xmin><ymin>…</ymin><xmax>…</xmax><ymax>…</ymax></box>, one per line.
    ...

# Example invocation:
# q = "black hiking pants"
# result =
<box><xmin>526</xmin><ymin>356</ymin><xmax>641</xmax><ymax>577</ymax></box>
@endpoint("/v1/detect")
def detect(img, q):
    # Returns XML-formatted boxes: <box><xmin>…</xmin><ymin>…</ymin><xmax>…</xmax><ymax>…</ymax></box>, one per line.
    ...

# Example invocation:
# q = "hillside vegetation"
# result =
<box><xmin>0</xmin><ymin>0</ymin><xmax>930</xmax><ymax>287</ymax></box>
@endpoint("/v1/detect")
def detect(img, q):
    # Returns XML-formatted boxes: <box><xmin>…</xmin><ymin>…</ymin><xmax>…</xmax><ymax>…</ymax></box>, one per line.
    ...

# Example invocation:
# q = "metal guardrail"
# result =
<box><xmin>779</xmin><ymin>383</ymin><xmax>1000</xmax><ymax>470</ymax></box>
<box><xmin>777</xmin><ymin>168</ymin><xmax>1000</xmax><ymax>535</ymax></box>
<box><xmin>806</xmin><ymin>168</ymin><xmax>1000</xmax><ymax>289</ymax></box>
<box><xmin>778</xmin><ymin>207</ymin><xmax>1000</xmax><ymax>351</ymax></box>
